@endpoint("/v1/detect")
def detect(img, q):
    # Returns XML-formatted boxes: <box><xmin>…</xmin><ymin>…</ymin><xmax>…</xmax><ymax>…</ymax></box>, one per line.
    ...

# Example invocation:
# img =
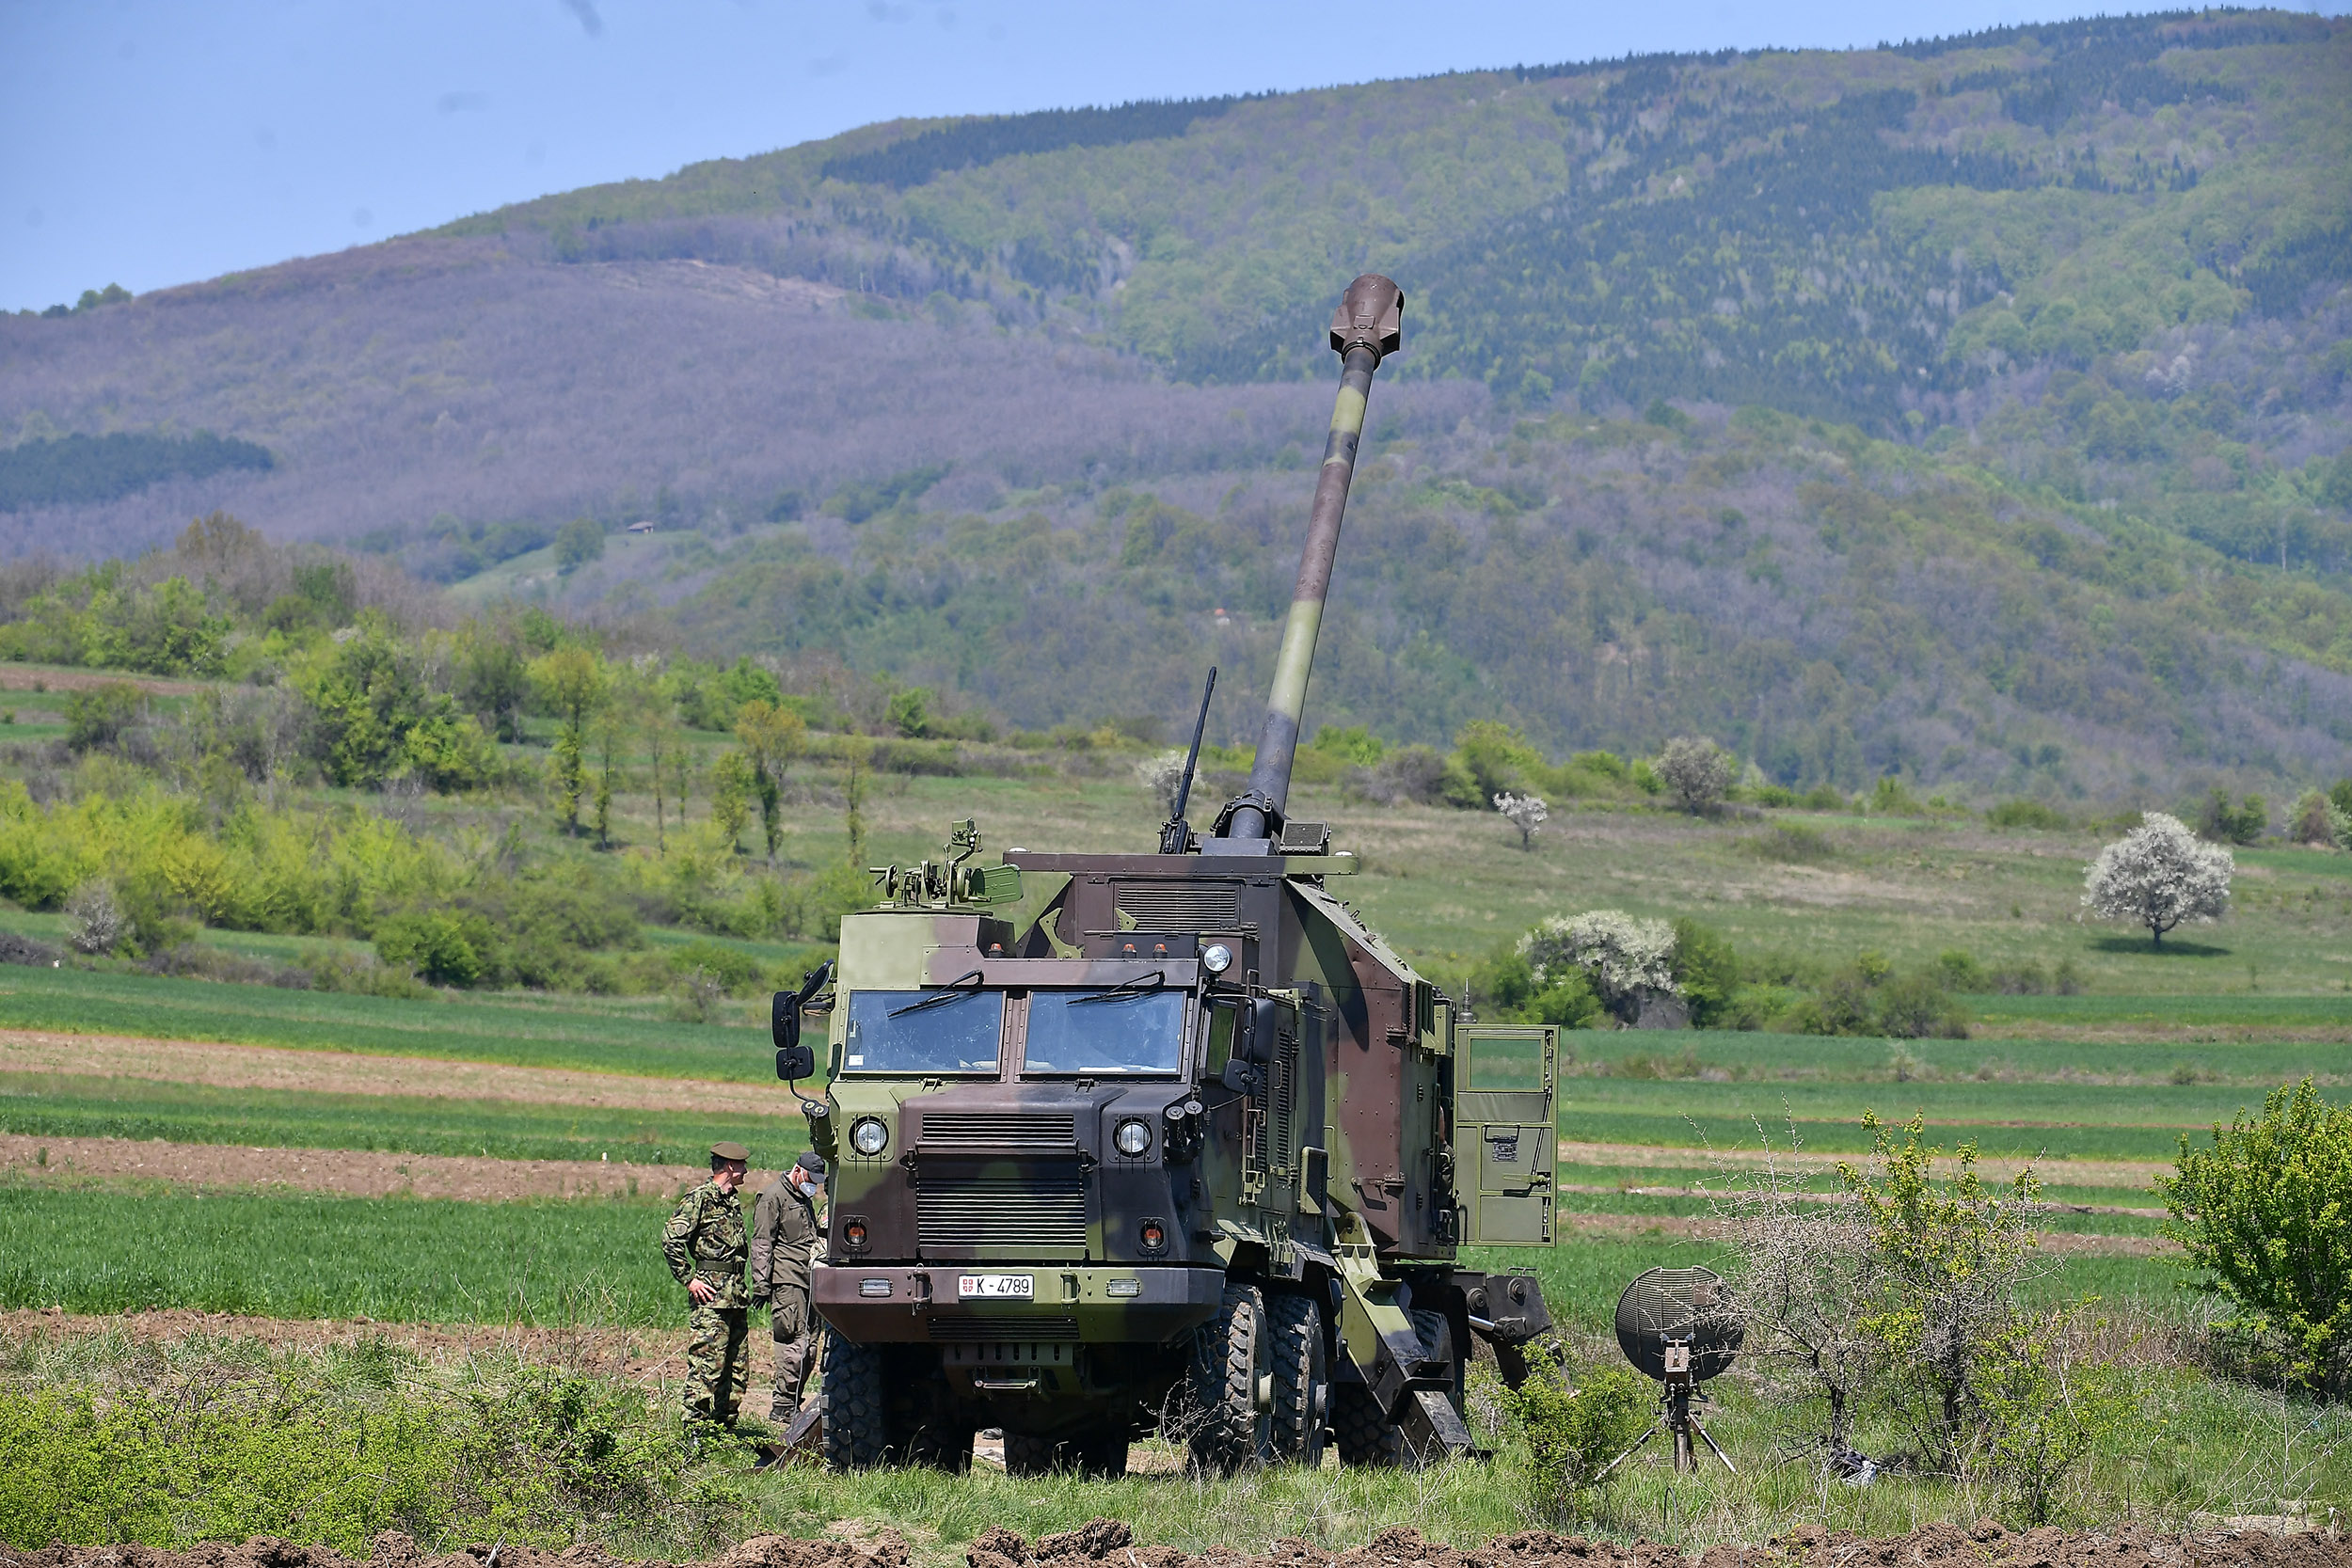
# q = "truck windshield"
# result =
<box><xmin>842</xmin><ymin>989</ymin><xmax>1002</xmax><ymax>1073</ymax></box>
<box><xmin>1023</xmin><ymin>989</ymin><xmax>1186</xmax><ymax>1075</ymax></box>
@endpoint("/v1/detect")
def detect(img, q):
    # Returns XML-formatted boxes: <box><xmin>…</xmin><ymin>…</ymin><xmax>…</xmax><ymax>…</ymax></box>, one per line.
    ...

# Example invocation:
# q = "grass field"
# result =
<box><xmin>0</xmin><ymin>1180</ymin><xmax>2179</xmax><ymax>1331</ymax></box>
<box><xmin>0</xmin><ymin>964</ymin><xmax>778</xmax><ymax>1080</ymax></box>
<box><xmin>0</xmin><ymin>1072</ymin><xmax>803</xmax><ymax>1165</ymax></box>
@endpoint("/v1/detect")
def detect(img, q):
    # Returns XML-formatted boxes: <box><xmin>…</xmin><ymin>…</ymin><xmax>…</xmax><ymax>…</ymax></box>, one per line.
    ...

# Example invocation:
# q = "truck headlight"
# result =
<box><xmin>1114</xmin><ymin>1117</ymin><xmax>1152</xmax><ymax>1158</ymax></box>
<box><xmin>1200</xmin><ymin>942</ymin><xmax>1233</xmax><ymax>974</ymax></box>
<box><xmin>850</xmin><ymin>1117</ymin><xmax>889</xmax><ymax>1157</ymax></box>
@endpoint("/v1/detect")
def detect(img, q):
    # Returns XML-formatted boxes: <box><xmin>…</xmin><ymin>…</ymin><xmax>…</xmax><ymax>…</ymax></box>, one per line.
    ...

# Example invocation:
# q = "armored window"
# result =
<box><xmin>1021</xmin><ymin>989</ymin><xmax>1186</xmax><ymax>1076</ymax></box>
<box><xmin>841</xmin><ymin>989</ymin><xmax>1003</xmax><ymax>1074</ymax></box>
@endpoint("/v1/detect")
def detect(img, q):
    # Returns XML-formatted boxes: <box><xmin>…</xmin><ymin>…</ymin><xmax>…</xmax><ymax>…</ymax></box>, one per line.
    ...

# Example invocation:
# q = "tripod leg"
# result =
<box><xmin>1593</xmin><ymin>1418</ymin><xmax>1663</xmax><ymax>1481</ymax></box>
<box><xmin>1691</xmin><ymin>1416</ymin><xmax>1738</xmax><ymax>1475</ymax></box>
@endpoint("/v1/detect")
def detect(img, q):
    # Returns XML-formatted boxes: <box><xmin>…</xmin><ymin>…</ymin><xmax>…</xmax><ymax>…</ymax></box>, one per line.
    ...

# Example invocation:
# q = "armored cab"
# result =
<box><xmin>785</xmin><ymin>278</ymin><xmax>1561</xmax><ymax>1478</ymax></box>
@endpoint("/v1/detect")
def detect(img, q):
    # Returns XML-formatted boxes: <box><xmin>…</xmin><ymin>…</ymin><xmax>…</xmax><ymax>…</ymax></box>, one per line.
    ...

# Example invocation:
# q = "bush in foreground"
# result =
<box><xmin>0</xmin><ymin>1344</ymin><xmax>739</xmax><ymax>1554</ymax></box>
<box><xmin>2160</xmin><ymin>1078</ymin><xmax>2352</xmax><ymax>1399</ymax></box>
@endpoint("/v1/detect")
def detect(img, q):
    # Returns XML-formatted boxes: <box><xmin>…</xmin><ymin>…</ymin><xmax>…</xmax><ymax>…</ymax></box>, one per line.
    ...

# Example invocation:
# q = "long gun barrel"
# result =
<box><xmin>1221</xmin><ymin>275</ymin><xmax>1405</xmax><ymax>847</ymax></box>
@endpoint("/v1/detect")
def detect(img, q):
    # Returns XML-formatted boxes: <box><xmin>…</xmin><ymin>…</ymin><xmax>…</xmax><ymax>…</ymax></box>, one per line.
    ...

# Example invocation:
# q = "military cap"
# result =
<box><xmin>710</xmin><ymin>1141</ymin><xmax>751</xmax><ymax>1164</ymax></box>
<box><xmin>794</xmin><ymin>1151</ymin><xmax>828</xmax><ymax>1178</ymax></box>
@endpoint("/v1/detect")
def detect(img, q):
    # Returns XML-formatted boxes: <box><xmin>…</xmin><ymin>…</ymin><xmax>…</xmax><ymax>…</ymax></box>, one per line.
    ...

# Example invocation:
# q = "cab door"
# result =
<box><xmin>1454</xmin><ymin>1025</ymin><xmax>1557</xmax><ymax>1245</ymax></box>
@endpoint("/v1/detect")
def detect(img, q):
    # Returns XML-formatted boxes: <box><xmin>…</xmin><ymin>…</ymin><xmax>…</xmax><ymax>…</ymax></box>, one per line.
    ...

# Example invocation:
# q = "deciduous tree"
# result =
<box><xmin>2081</xmin><ymin>811</ymin><xmax>2232</xmax><ymax>946</ymax></box>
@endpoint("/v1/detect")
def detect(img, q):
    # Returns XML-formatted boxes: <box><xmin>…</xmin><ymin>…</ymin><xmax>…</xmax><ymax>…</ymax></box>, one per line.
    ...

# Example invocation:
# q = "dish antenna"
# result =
<box><xmin>1597</xmin><ymin>1266</ymin><xmax>1742</xmax><ymax>1477</ymax></box>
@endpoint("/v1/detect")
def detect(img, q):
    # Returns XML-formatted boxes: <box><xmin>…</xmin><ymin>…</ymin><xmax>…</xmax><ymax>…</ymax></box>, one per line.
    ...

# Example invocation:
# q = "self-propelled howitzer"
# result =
<box><xmin>776</xmin><ymin>277</ymin><xmax>1561</xmax><ymax>1477</ymax></box>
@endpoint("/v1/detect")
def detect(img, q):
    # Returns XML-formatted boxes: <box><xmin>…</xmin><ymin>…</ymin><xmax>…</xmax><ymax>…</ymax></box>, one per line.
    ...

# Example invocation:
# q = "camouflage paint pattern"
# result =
<box><xmin>684</xmin><ymin>1304</ymin><xmax>751</xmax><ymax>1425</ymax></box>
<box><xmin>664</xmin><ymin>1177</ymin><xmax>752</xmax><ymax>1423</ymax></box>
<box><xmin>788</xmin><ymin>280</ymin><xmax>1556</xmax><ymax>1455</ymax></box>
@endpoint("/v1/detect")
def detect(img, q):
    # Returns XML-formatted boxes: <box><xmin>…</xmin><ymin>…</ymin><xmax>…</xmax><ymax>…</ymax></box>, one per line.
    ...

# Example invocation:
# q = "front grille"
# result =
<box><xmin>919</xmin><ymin>1172</ymin><xmax>1088</xmax><ymax>1254</ymax></box>
<box><xmin>920</xmin><ymin>1111</ymin><xmax>1076</xmax><ymax>1151</ymax></box>
<box><xmin>1114</xmin><ymin>883</ymin><xmax>1241</xmax><ymax>930</ymax></box>
<box><xmin>930</xmin><ymin>1316</ymin><xmax>1080</xmax><ymax>1342</ymax></box>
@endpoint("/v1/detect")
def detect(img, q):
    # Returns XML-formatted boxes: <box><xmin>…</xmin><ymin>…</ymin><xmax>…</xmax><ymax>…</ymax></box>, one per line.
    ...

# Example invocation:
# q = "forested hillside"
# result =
<box><xmin>0</xmin><ymin>9</ymin><xmax>2346</xmax><ymax>800</ymax></box>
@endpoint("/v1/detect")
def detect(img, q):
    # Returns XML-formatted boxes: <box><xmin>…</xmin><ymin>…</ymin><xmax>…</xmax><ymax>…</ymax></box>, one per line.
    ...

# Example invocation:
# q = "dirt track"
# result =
<box><xmin>0</xmin><ymin>1029</ymin><xmax>801</xmax><ymax>1114</ymax></box>
<box><xmin>1</xmin><ymin>1517</ymin><xmax>2337</xmax><ymax>1568</ymax></box>
<box><xmin>0</xmin><ymin>1132</ymin><xmax>747</xmax><ymax>1201</ymax></box>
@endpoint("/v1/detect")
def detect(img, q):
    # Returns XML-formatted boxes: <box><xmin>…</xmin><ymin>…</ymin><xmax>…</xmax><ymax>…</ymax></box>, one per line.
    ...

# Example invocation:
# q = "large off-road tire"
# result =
<box><xmin>819</xmin><ymin>1328</ymin><xmax>891</xmax><ymax>1470</ymax></box>
<box><xmin>1266</xmin><ymin>1291</ymin><xmax>1328</xmax><ymax>1467</ymax></box>
<box><xmin>1331</xmin><ymin>1381</ymin><xmax>1405</xmax><ymax>1468</ymax></box>
<box><xmin>892</xmin><ymin>1375</ymin><xmax>974</xmax><ymax>1473</ymax></box>
<box><xmin>1332</xmin><ymin>1309</ymin><xmax>1456</xmax><ymax>1470</ymax></box>
<box><xmin>1002</xmin><ymin>1431</ymin><xmax>1058</xmax><ymax>1477</ymax></box>
<box><xmin>1069</xmin><ymin>1429</ymin><xmax>1129</xmax><ymax>1480</ymax></box>
<box><xmin>1185</xmin><ymin>1281</ymin><xmax>1272</xmax><ymax>1475</ymax></box>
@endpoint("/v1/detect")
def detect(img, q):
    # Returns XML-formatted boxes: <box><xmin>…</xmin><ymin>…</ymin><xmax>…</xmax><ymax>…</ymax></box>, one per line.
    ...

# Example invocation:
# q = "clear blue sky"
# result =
<box><xmin>3</xmin><ymin>1</ymin><xmax>2343</xmax><ymax>314</ymax></box>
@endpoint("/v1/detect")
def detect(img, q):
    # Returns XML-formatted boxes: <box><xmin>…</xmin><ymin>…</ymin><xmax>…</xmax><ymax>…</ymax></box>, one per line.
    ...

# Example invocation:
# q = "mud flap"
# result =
<box><xmin>1399</xmin><ymin>1387</ymin><xmax>1475</xmax><ymax>1463</ymax></box>
<box><xmin>756</xmin><ymin>1400</ymin><xmax>824</xmax><ymax>1468</ymax></box>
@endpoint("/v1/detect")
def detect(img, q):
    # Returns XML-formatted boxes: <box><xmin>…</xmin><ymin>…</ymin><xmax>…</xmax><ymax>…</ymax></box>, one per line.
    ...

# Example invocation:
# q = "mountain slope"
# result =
<box><xmin>0</xmin><ymin>10</ymin><xmax>2347</xmax><ymax>800</ymax></box>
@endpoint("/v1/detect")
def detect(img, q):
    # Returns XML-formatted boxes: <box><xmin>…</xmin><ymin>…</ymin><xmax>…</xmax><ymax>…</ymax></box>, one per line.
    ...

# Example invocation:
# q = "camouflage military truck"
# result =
<box><xmin>774</xmin><ymin>277</ymin><xmax>1561</xmax><ymax>1477</ymax></box>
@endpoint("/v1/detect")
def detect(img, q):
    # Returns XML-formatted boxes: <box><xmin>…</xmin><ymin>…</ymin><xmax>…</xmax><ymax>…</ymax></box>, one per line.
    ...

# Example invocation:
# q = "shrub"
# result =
<box><xmin>553</xmin><ymin>515</ymin><xmax>605</xmax><ymax>573</ymax></box>
<box><xmin>2083</xmin><ymin>811</ymin><xmax>2233</xmax><ymax>947</ymax></box>
<box><xmin>1499</xmin><ymin>1342</ymin><xmax>1652</xmax><ymax>1522</ymax></box>
<box><xmin>375</xmin><ymin>910</ymin><xmax>489</xmax><ymax>987</ymax></box>
<box><xmin>1873</xmin><ymin>971</ymin><xmax>1971</xmax><ymax>1040</ymax></box>
<box><xmin>1453</xmin><ymin>720</ymin><xmax>1543</xmax><ymax>804</ymax></box>
<box><xmin>1657</xmin><ymin>736</ymin><xmax>1736</xmax><ymax>814</ymax></box>
<box><xmin>665</xmin><ymin>938</ymin><xmax>766</xmax><ymax>996</ymax></box>
<box><xmin>1669</xmin><ymin>916</ymin><xmax>1745</xmax><ymax>1027</ymax></box>
<box><xmin>63</xmin><ymin>683</ymin><xmax>143</xmax><ymax>752</ymax></box>
<box><xmin>1522</xmin><ymin>910</ymin><xmax>1677</xmax><ymax>1023</ymax></box>
<box><xmin>2159</xmin><ymin>1078</ymin><xmax>2352</xmax><ymax>1398</ymax></box>
<box><xmin>2290</xmin><ymin>787</ymin><xmax>2350</xmax><ymax>848</ymax></box>
<box><xmin>60</xmin><ymin>879</ymin><xmax>123</xmax><ymax>955</ymax></box>
<box><xmin>1988</xmin><ymin>798</ymin><xmax>2068</xmax><ymax>831</ymax></box>
<box><xmin>1936</xmin><ymin>949</ymin><xmax>1987</xmax><ymax>990</ymax></box>
<box><xmin>1470</xmin><ymin>944</ymin><xmax>1604</xmax><ymax>1028</ymax></box>
<box><xmin>2196</xmin><ymin>787</ymin><xmax>2269</xmax><ymax>845</ymax></box>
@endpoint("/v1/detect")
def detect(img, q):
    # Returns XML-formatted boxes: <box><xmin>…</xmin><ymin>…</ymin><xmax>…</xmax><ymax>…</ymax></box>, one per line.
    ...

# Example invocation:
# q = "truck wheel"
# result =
<box><xmin>819</xmin><ymin>1328</ymin><xmax>891</xmax><ymax>1470</ymax></box>
<box><xmin>1002</xmin><ymin>1432</ymin><xmax>1057</xmax><ymax>1477</ymax></box>
<box><xmin>1331</xmin><ymin>1382</ymin><xmax>1404</xmax><ymax>1467</ymax></box>
<box><xmin>1071</xmin><ymin>1430</ymin><xmax>1129</xmax><ymax>1479</ymax></box>
<box><xmin>1266</xmin><ymin>1292</ymin><xmax>1328</xmax><ymax>1467</ymax></box>
<box><xmin>1185</xmin><ymin>1281</ymin><xmax>1272</xmax><ymax>1476</ymax></box>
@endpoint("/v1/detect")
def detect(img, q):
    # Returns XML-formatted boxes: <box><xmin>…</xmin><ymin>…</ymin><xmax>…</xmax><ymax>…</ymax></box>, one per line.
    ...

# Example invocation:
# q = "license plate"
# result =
<box><xmin>958</xmin><ymin>1273</ymin><xmax>1033</xmax><ymax>1299</ymax></box>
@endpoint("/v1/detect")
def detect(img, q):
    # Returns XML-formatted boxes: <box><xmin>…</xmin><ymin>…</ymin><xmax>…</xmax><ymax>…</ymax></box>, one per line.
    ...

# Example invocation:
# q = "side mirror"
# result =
<box><xmin>771</xmin><ymin>961</ymin><xmax>834</xmax><ymax>1082</ymax></box>
<box><xmin>1220</xmin><ymin>1058</ymin><xmax>1255</xmax><ymax>1094</ymax></box>
<box><xmin>1240</xmin><ymin>996</ymin><xmax>1281</xmax><ymax>1065</ymax></box>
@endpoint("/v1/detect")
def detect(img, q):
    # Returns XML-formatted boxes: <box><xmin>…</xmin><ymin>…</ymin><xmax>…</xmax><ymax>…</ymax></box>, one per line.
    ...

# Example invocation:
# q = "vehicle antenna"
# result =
<box><xmin>1160</xmin><ymin>666</ymin><xmax>1217</xmax><ymax>854</ymax></box>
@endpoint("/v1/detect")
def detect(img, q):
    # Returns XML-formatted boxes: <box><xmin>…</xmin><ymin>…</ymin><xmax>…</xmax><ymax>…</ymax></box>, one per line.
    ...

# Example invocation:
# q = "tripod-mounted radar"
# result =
<box><xmin>1598</xmin><ymin>1267</ymin><xmax>1742</xmax><ymax>1477</ymax></box>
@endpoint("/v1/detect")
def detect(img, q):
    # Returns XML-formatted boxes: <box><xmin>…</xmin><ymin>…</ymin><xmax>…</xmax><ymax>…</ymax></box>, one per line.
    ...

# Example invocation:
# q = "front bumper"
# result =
<box><xmin>812</xmin><ymin>1262</ymin><xmax>1224</xmax><ymax>1345</ymax></box>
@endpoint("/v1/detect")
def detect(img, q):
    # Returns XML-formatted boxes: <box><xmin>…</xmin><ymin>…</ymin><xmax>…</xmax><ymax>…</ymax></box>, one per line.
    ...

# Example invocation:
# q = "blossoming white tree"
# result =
<box><xmin>2082</xmin><ymin>811</ymin><xmax>2233</xmax><ymax>947</ymax></box>
<box><xmin>1522</xmin><ymin>909</ymin><xmax>1678</xmax><ymax>1020</ymax></box>
<box><xmin>1494</xmin><ymin>791</ymin><xmax>1549</xmax><ymax>850</ymax></box>
<box><xmin>1658</xmin><ymin>736</ymin><xmax>1737</xmax><ymax>815</ymax></box>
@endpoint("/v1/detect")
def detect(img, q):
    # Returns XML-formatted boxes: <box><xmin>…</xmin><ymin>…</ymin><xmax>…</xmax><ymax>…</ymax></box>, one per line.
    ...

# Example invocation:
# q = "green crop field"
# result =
<box><xmin>1557</xmin><ymin>1074</ymin><xmax>2280</xmax><ymax>1162</ymax></box>
<box><xmin>0</xmin><ymin>1181</ymin><xmax>2174</xmax><ymax>1332</ymax></box>
<box><xmin>0</xmin><ymin>1073</ymin><xmax>800</xmax><ymax>1166</ymax></box>
<box><xmin>0</xmin><ymin>964</ymin><xmax>777</xmax><ymax>1081</ymax></box>
<box><xmin>1572</xmin><ymin>1029</ymin><xmax>2345</xmax><ymax>1083</ymax></box>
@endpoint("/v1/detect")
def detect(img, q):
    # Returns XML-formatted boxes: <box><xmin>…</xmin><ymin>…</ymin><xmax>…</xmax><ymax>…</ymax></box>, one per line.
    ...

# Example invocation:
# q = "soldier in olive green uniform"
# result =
<box><xmin>751</xmin><ymin>1150</ymin><xmax>827</xmax><ymax>1419</ymax></box>
<box><xmin>663</xmin><ymin>1141</ymin><xmax>752</xmax><ymax>1428</ymax></box>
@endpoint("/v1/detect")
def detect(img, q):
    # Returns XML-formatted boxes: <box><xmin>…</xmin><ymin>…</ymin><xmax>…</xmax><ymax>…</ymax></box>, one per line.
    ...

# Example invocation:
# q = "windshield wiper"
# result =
<box><xmin>1069</xmin><ymin>971</ymin><xmax>1166</xmax><ymax>1006</ymax></box>
<box><xmin>889</xmin><ymin>970</ymin><xmax>987</xmax><ymax>1018</ymax></box>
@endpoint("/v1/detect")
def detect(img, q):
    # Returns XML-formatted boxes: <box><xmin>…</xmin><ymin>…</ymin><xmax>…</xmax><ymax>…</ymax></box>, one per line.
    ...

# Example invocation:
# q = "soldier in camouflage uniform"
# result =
<box><xmin>751</xmin><ymin>1149</ymin><xmax>827</xmax><ymax>1420</ymax></box>
<box><xmin>662</xmin><ymin>1140</ymin><xmax>752</xmax><ymax>1429</ymax></box>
